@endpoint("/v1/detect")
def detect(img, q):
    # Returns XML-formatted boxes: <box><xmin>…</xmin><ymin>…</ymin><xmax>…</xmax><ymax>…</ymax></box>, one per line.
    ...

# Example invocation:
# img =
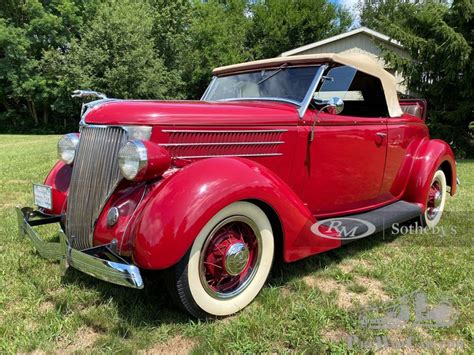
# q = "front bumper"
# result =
<box><xmin>16</xmin><ymin>207</ymin><xmax>144</xmax><ymax>289</ymax></box>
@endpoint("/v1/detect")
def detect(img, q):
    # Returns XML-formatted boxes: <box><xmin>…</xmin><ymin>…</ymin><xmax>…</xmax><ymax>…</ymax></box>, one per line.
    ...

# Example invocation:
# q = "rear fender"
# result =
<box><xmin>131</xmin><ymin>158</ymin><xmax>339</xmax><ymax>269</ymax></box>
<box><xmin>403</xmin><ymin>139</ymin><xmax>456</xmax><ymax>210</ymax></box>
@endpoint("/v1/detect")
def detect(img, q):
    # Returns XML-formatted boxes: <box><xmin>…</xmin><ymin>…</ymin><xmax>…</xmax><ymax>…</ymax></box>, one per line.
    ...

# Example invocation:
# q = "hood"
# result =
<box><xmin>84</xmin><ymin>100</ymin><xmax>299</xmax><ymax>126</ymax></box>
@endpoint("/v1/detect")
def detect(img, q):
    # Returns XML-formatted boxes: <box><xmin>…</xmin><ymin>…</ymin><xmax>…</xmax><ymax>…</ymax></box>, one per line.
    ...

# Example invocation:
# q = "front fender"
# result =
<box><xmin>131</xmin><ymin>158</ymin><xmax>339</xmax><ymax>269</ymax></box>
<box><xmin>43</xmin><ymin>161</ymin><xmax>72</xmax><ymax>215</ymax></box>
<box><xmin>403</xmin><ymin>139</ymin><xmax>456</xmax><ymax>210</ymax></box>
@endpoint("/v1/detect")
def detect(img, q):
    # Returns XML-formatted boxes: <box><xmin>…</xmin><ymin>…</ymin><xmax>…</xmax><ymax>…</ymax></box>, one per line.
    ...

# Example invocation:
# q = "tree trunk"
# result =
<box><xmin>26</xmin><ymin>98</ymin><xmax>39</xmax><ymax>125</ymax></box>
<box><xmin>1</xmin><ymin>98</ymin><xmax>16</xmax><ymax>127</ymax></box>
<box><xmin>43</xmin><ymin>103</ymin><xmax>49</xmax><ymax>125</ymax></box>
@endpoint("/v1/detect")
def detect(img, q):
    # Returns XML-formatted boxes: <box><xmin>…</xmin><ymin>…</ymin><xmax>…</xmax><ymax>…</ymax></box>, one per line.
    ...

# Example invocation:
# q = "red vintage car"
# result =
<box><xmin>17</xmin><ymin>53</ymin><xmax>457</xmax><ymax>318</ymax></box>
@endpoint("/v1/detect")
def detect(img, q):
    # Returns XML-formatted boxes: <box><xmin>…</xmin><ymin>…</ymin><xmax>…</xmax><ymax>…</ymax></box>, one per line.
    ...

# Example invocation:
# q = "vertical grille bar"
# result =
<box><xmin>66</xmin><ymin>126</ymin><xmax>127</xmax><ymax>250</ymax></box>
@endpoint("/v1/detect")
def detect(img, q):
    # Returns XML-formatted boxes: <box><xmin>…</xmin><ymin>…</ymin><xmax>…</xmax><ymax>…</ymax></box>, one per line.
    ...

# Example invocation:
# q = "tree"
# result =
<box><xmin>182</xmin><ymin>0</ymin><xmax>253</xmax><ymax>99</ymax></box>
<box><xmin>0</xmin><ymin>19</ymin><xmax>30</xmax><ymax>126</ymax></box>
<box><xmin>0</xmin><ymin>0</ymin><xmax>97</xmax><ymax>128</ymax></box>
<box><xmin>65</xmin><ymin>0</ymin><xmax>182</xmax><ymax>102</ymax></box>
<box><xmin>149</xmin><ymin>0</ymin><xmax>192</xmax><ymax>72</ymax></box>
<box><xmin>360</xmin><ymin>0</ymin><xmax>473</xmax><ymax>157</ymax></box>
<box><xmin>249</xmin><ymin>0</ymin><xmax>352</xmax><ymax>59</ymax></box>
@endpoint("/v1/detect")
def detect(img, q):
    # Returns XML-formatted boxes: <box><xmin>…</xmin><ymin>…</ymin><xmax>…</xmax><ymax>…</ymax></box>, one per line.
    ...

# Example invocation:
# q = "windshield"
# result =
<box><xmin>203</xmin><ymin>66</ymin><xmax>321</xmax><ymax>105</ymax></box>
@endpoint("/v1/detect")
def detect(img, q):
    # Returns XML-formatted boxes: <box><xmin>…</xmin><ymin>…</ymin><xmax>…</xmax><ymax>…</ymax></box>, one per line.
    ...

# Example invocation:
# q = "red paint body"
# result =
<box><xmin>42</xmin><ymin>96</ymin><xmax>456</xmax><ymax>270</ymax></box>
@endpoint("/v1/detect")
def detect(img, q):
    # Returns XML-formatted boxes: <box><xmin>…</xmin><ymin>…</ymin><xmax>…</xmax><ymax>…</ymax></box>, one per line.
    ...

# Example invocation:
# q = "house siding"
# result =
<box><xmin>285</xmin><ymin>33</ymin><xmax>409</xmax><ymax>93</ymax></box>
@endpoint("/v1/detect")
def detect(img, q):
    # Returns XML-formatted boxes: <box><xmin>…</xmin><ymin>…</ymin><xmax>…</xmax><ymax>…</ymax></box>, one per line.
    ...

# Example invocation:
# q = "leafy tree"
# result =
<box><xmin>149</xmin><ymin>0</ymin><xmax>192</xmax><ymax>71</ymax></box>
<box><xmin>360</xmin><ymin>0</ymin><xmax>473</xmax><ymax>157</ymax></box>
<box><xmin>0</xmin><ymin>0</ymin><xmax>96</xmax><ymax>128</ymax></box>
<box><xmin>182</xmin><ymin>0</ymin><xmax>253</xmax><ymax>99</ymax></box>
<box><xmin>65</xmin><ymin>0</ymin><xmax>183</xmax><ymax>103</ymax></box>
<box><xmin>0</xmin><ymin>19</ymin><xmax>31</xmax><ymax>126</ymax></box>
<box><xmin>249</xmin><ymin>0</ymin><xmax>352</xmax><ymax>59</ymax></box>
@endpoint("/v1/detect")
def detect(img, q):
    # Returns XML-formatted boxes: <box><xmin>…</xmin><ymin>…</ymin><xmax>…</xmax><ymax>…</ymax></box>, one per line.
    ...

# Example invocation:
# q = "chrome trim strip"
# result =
<box><xmin>16</xmin><ymin>207</ymin><xmax>144</xmax><ymax>289</ymax></box>
<box><xmin>162</xmin><ymin>129</ymin><xmax>288</xmax><ymax>133</ymax></box>
<box><xmin>79</xmin><ymin>124</ymin><xmax>152</xmax><ymax>140</ymax></box>
<box><xmin>211</xmin><ymin>97</ymin><xmax>301</xmax><ymax>106</ymax></box>
<box><xmin>161</xmin><ymin>141</ymin><xmax>284</xmax><ymax>147</ymax></box>
<box><xmin>212</xmin><ymin>63</ymin><xmax>323</xmax><ymax>77</ymax></box>
<box><xmin>298</xmin><ymin>64</ymin><xmax>328</xmax><ymax>119</ymax></box>
<box><xmin>201</xmin><ymin>76</ymin><xmax>217</xmax><ymax>100</ymax></box>
<box><xmin>79</xmin><ymin>98</ymin><xmax>119</xmax><ymax>126</ymax></box>
<box><xmin>174</xmin><ymin>153</ymin><xmax>282</xmax><ymax>159</ymax></box>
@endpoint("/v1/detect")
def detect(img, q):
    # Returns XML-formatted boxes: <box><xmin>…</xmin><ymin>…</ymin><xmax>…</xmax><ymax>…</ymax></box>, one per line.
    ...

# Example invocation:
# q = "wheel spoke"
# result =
<box><xmin>199</xmin><ymin>216</ymin><xmax>261</xmax><ymax>298</ymax></box>
<box><xmin>203</xmin><ymin>261</ymin><xmax>222</xmax><ymax>269</ymax></box>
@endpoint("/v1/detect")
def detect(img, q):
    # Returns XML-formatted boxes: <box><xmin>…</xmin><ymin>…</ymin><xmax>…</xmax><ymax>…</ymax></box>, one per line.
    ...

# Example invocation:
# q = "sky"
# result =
<box><xmin>330</xmin><ymin>0</ymin><xmax>360</xmax><ymax>27</ymax></box>
<box><xmin>332</xmin><ymin>0</ymin><xmax>359</xmax><ymax>8</ymax></box>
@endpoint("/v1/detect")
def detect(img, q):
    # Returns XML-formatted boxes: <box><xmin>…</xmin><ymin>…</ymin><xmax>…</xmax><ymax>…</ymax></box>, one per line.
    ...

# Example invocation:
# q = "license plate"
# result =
<box><xmin>33</xmin><ymin>184</ymin><xmax>52</xmax><ymax>210</ymax></box>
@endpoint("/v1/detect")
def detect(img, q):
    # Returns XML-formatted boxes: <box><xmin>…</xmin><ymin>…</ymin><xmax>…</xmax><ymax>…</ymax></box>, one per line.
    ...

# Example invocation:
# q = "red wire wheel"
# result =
<box><xmin>426</xmin><ymin>179</ymin><xmax>442</xmax><ymax>221</ymax></box>
<box><xmin>199</xmin><ymin>216</ymin><xmax>262</xmax><ymax>299</ymax></box>
<box><xmin>170</xmin><ymin>201</ymin><xmax>274</xmax><ymax>318</ymax></box>
<box><xmin>422</xmin><ymin>169</ymin><xmax>447</xmax><ymax>228</ymax></box>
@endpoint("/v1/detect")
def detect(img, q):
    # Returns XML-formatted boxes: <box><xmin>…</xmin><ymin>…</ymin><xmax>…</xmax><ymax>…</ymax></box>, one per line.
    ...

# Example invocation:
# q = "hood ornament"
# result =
<box><xmin>71</xmin><ymin>89</ymin><xmax>108</xmax><ymax>100</ymax></box>
<box><xmin>71</xmin><ymin>90</ymin><xmax>114</xmax><ymax>125</ymax></box>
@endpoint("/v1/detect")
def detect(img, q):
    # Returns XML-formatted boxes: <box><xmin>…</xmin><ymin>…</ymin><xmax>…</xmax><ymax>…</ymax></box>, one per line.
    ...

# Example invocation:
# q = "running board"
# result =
<box><xmin>317</xmin><ymin>201</ymin><xmax>422</xmax><ymax>244</ymax></box>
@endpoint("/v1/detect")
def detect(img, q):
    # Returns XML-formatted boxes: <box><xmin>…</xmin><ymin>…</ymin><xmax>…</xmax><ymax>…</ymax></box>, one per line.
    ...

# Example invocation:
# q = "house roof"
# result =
<box><xmin>280</xmin><ymin>27</ymin><xmax>403</xmax><ymax>57</ymax></box>
<box><xmin>212</xmin><ymin>53</ymin><xmax>403</xmax><ymax>117</ymax></box>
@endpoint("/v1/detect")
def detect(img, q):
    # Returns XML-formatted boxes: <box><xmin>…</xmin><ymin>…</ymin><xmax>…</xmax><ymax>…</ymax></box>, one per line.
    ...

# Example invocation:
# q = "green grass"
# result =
<box><xmin>0</xmin><ymin>134</ymin><xmax>473</xmax><ymax>353</ymax></box>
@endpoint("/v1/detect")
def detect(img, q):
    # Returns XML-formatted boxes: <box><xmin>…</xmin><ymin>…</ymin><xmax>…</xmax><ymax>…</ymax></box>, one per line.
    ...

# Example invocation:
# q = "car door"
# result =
<box><xmin>379</xmin><ymin>101</ymin><xmax>429</xmax><ymax>200</ymax></box>
<box><xmin>301</xmin><ymin>66</ymin><xmax>390</xmax><ymax>216</ymax></box>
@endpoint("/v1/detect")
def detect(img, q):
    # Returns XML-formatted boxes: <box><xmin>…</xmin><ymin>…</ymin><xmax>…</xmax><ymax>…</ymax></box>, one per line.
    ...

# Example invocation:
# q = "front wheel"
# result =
<box><xmin>421</xmin><ymin>169</ymin><xmax>447</xmax><ymax>228</ymax></box>
<box><xmin>168</xmin><ymin>201</ymin><xmax>274</xmax><ymax>318</ymax></box>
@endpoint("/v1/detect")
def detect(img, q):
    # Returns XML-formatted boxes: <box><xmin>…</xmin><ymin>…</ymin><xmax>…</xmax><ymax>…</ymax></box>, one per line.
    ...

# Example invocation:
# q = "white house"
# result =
<box><xmin>280</xmin><ymin>27</ymin><xmax>409</xmax><ymax>94</ymax></box>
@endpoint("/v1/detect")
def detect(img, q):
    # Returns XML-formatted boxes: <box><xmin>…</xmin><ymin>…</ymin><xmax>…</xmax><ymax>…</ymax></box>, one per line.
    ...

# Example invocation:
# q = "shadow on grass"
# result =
<box><xmin>269</xmin><ymin>226</ymin><xmax>403</xmax><ymax>287</ymax></box>
<box><xmin>61</xmin><ymin>269</ymin><xmax>191</xmax><ymax>328</ymax></box>
<box><xmin>57</xmin><ymin>224</ymin><xmax>407</xmax><ymax>327</ymax></box>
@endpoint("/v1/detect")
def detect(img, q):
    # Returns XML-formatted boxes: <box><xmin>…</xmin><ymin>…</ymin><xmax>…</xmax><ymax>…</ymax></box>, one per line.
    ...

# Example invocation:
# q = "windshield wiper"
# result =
<box><xmin>257</xmin><ymin>63</ymin><xmax>288</xmax><ymax>85</ymax></box>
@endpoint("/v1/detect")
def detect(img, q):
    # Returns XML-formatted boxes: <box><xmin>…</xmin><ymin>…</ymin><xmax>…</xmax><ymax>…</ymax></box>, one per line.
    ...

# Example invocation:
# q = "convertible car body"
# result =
<box><xmin>17</xmin><ymin>53</ymin><xmax>457</xmax><ymax>318</ymax></box>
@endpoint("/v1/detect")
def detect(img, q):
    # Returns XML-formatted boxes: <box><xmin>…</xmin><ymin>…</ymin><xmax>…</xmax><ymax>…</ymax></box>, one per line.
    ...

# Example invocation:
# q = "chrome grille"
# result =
<box><xmin>66</xmin><ymin>126</ymin><xmax>127</xmax><ymax>250</ymax></box>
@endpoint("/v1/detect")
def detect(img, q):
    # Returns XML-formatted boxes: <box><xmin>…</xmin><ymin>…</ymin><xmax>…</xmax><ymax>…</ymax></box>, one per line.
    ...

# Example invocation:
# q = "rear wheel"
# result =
<box><xmin>168</xmin><ymin>201</ymin><xmax>274</xmax><ymax>318</ymax></box>
<box><xmin>422</xmin><ymin>169</ymin><xmax>447</xmax><ymax>228</ymax></box>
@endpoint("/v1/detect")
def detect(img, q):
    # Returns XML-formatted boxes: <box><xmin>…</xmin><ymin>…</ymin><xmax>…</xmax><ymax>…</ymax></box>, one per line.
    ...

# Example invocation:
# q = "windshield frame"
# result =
<box><xmin>201</xmin><ymin>64</ymin><xmax>327</xmax><ymax>119</ymax></box>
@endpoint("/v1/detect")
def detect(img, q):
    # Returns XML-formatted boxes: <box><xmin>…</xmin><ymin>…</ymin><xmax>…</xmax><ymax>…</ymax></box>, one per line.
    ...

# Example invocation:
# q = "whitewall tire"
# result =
<box><xmin>422</xmin><ymin>169</ymin><xmax>447</xmax><ymax>228</ymax></box>
<box><xmin>168</xmin><ymin>201</ymin><xmax>274</xmax><ymax>318</ymax></box>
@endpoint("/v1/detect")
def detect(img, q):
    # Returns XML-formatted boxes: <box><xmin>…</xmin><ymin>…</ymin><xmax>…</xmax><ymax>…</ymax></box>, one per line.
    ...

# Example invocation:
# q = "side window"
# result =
<box><xmin>315</xmin><ymin>66</ymin><xmax>389</xmax><ymax>118</ymax></box>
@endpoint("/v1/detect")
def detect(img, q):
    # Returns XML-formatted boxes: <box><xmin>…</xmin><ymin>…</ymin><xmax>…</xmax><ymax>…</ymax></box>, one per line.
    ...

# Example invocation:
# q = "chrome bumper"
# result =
<box><xmin>16</xmin><ymin>207</ymin><xmax>144</xmax><ymax>289</ymax></box>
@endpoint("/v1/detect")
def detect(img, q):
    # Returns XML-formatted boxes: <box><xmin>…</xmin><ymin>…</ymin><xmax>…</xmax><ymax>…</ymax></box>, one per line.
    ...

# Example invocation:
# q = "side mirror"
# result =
<box><xmin>326</xmin><ymin>97</ymin><xmax>344</xmax><ymax>115</ymax></box>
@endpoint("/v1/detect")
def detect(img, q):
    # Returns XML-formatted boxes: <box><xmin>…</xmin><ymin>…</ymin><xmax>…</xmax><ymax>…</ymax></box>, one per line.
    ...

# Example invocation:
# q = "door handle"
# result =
<box><xmin>375</xmin><ymin>132</ymin><xmax>387</xmax><ymax>145</ymax></box>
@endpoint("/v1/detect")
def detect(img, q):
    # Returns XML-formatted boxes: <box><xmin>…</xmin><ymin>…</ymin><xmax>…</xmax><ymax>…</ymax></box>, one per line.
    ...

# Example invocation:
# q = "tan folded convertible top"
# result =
<box><xmin>213</xmin><ymin>53</ymin><xmax>403</xmax><ymax>117</ymax></box>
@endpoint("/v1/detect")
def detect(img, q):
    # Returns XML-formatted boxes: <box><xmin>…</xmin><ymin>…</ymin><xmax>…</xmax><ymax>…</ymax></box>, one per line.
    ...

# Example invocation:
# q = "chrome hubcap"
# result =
<box><xmin>199</xmin><ymin>216</ymin><xmax>261</xmax><ymax>299</ymax></box>
<box><xmin>427</xmin><ymin>179</ymin><xmax>443</xmax><ymax>220</ymax></box>
<box><xmin>225</xmin><ymin>242</ymin><xmax>250</xmax><ymax>276</ymax></box>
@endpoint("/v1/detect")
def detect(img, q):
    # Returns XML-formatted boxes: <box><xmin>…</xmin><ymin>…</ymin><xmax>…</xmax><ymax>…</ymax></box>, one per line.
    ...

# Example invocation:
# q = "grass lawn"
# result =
<box><xmin>0</xmin><ymin>134</ymin><xmax>472</xmax><ymax>353</ymax></box>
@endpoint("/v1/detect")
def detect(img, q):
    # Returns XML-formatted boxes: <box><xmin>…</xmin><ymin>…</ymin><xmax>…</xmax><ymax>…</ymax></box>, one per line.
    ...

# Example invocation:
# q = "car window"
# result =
<box><xmin>316</xmin><ymin>66</ymin><xmax>389</xmax><ymax>117</ymax></box>
<box><xmin>204</xmin><ymin>66</ymin><xmax>321</xmax><ymax>104</ymax></box>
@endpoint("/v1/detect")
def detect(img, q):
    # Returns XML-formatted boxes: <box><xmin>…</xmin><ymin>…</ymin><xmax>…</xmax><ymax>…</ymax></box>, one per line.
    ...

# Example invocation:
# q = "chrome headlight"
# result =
<box><xmin>118</xmin><ymin>140</ymin><xmax>147</xmax><ymax>180</ymax></box>
<box><xmin>57</xmin><ymin>133</ymin><xmax>80</xmax><ymax>164</ymax></box>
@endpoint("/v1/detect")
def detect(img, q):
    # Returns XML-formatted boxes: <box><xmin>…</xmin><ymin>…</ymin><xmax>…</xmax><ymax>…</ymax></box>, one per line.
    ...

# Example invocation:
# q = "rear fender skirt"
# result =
<box><xmin>403</xmin><ymin>139</ymin><xmax>456</xmax><ymax>210</ymax></box>
<box><xmin>131</xmin><ymin>157</ymin><xmax>340</xmax><ymax>269</ymax></box>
